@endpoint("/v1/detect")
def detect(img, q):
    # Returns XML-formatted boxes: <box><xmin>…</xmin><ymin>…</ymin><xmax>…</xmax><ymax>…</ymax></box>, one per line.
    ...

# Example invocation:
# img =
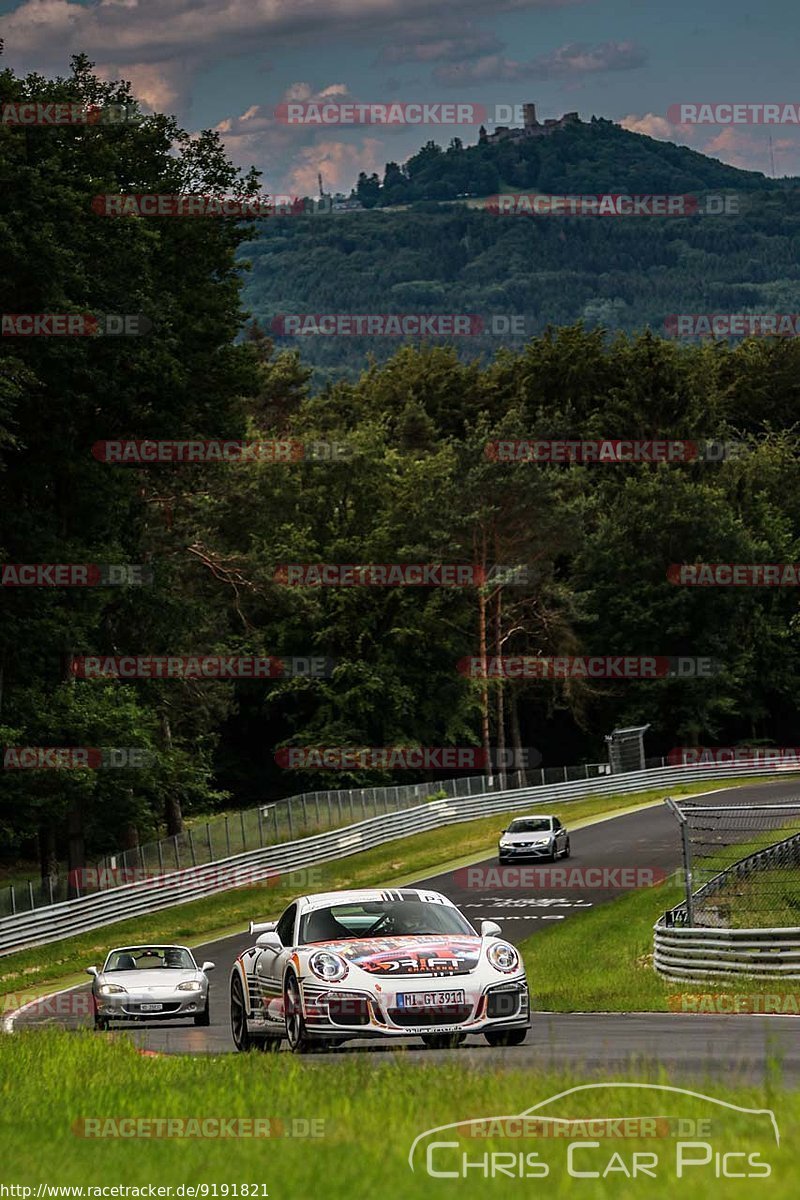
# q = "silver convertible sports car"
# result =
<box><xmin>230</xmin><ymin>887</ymin><xmax>530</xmax><ymax>1053</ymax></box>
<box><xmin>87</xmin><ymin>944</ymin><xmax>215</xmax><ymax>1030</ymax></box>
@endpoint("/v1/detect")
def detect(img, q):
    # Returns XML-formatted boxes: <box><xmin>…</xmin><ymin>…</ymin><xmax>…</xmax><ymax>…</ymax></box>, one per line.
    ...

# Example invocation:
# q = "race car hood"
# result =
<box><xmin>307</xmin><ymin>935</ymin><xmax>483</xmax><ymax>976</ymax></box>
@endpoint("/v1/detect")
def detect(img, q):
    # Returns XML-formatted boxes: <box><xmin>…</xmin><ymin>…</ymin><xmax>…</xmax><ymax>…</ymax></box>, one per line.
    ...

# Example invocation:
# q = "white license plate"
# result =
<box><xmin>396</xmin><ymin>990</ymin><xmax>465</xmax><ymax>1008</ymax></box>
<box><xmin>139</xmin><ymin>1003</ymin><xmax>163</xmax><ymax>1012</ymax></box>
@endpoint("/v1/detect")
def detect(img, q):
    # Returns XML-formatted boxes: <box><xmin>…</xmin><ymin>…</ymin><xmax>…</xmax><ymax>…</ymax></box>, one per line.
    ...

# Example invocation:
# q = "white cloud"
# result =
<box><xmin>434</xmin><ymin>40</ymin><xmax>646</xmax><ymax>86</ymax></box>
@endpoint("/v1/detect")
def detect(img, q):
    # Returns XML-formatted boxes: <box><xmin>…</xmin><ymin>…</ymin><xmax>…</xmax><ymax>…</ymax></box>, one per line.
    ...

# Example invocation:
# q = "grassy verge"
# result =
<box><xmin>0</xmin><ymin>1030</ymin><xmax>795</xmax><ymax>1196</ymax></box>
<box><xmin>520</xmin><ymin>871</ymin><xmax>799</xmax><ymax>1013</ymax></box>
<box><xmin>521</xmin><ymin>881</ymin><xmax>685</xmax><ymax>1011</ymax></box>
<box><xmin>0</xmin><ymin>776</ymin><xmax>776</xmax><ymax>1005</ymax></box>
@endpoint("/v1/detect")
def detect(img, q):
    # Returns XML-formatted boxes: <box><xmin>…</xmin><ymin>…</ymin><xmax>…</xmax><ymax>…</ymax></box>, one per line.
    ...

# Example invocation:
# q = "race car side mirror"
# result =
<box><xmin>85</xmin><ymin>966</ymin><xmax>98</xmax><ymax>977</ymax></box>
<box><xmin>480</xmin><ymin>921</ymin><xmax>502</xmax><ymax>938</ymax></box>
<box><xmin>201</xmin><ymin>961</ymin><xmax>215</xmax><ymax>972</ymax></box>
<box><xmin>256</xmin><ymin>932</ymin><xmax>282</xmax><ymax>950</ymax></box>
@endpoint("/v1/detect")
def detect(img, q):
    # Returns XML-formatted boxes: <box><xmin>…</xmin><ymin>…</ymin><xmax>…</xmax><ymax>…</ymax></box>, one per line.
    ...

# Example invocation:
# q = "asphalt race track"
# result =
<box><xmin>12</xmin><ymin>778</ymin><xmax>800</xmax><ymax>1082</ymax></box>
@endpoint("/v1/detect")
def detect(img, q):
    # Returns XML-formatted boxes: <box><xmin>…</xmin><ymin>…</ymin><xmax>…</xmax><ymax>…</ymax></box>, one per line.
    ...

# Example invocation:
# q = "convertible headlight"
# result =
<box><xmin>487</xmin><ymin>942</ymin><xmax>520</xmax><ymax>973</ymax></box>
<box><xmin>99</xmin><ymin>984</ymin><xmax>126</xmax><ymax>995</ymax></box>
<box><xmin>177</xmin><ymin>981</ymin><xmax>202</xmax><ymax>992</ymax></box>
<box><xmin>309</xmin><ymin>951</ymin><xmax>349</xmax><ymax>982</ymax></box>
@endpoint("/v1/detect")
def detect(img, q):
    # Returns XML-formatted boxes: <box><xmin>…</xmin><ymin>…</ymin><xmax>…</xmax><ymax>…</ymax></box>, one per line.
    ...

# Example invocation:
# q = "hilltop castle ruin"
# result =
<box><xmin>479</xmin><ymin>103</ymin><xmax>581</xmax><ymax>146</ymax></box>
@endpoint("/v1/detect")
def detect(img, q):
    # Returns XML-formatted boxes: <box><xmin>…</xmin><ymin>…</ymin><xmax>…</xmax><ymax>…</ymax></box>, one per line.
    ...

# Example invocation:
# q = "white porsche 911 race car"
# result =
<box><xmin>230</xmin><ymin>887</ymin><xmax>530</xmax><ymax>1052</ymax></box>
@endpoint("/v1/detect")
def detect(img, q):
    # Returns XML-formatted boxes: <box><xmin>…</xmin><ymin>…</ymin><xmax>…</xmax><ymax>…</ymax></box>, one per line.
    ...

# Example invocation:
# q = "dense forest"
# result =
<box><xmin>2</xmin><ymin>59</ymin><xmax>800</xmax><ymax>879</ymax></box>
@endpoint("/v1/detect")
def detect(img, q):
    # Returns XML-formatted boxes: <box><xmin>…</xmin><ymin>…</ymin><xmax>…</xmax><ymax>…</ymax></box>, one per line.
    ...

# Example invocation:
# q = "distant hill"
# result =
<box><xmin>240</xmin><ymin>119</ymin><xmax>800</xmax><ymax>384</ymax></box>
<box><xmin>357</xmin><ymin>117</ymin><xmax>783</xmax><ymax>207</ymax></box>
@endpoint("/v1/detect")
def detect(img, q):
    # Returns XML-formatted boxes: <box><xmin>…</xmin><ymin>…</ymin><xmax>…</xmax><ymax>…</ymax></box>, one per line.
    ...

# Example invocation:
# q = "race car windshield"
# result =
<box><xmin>104</xmin><ymin>947</ymin><xmax>195</xmax><ymax>971</ymax></box>
<box><xmin>299</xmin><ymin>900</ymin><xmax>475</xmax><ymax>943</ymax></box>
<box><xmin>507</xmin><ymin>818</ymin><xmax>552</xmax><ymax>833</ymax></box>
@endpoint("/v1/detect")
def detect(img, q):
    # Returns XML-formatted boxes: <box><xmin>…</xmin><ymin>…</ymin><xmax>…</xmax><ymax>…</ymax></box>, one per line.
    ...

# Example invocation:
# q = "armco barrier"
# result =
<box><xmin>654</xmin><ymin>925</ymin><xmax>800</xmax><ymax>981</ymax></box>
<box><xmin>1</xmin><ymin>760</ymin><xmax>797</xmax><ymax>956</ymax></box>
<box><xmin>655</xmin><ymin>826</ymin><xmax>800</xmax><ymax>982</ymax></box>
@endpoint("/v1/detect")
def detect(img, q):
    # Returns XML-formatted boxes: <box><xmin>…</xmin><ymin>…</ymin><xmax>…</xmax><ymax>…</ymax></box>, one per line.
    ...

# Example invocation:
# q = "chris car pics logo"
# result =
<box><xmin>408</xmin><ymin>1083</ymin><xmax>778</xmax><ymax>1181</ymax></box>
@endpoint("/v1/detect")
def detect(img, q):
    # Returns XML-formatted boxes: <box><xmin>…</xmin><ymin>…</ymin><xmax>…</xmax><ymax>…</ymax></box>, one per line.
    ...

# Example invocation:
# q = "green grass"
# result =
<box><xmin>0</xmin><ymin>1030</ymin><xmax>796</xmax><ymax>1197</ymax></box>
<box><xmin>0</xmin><ymin>776</ymin><xmax>779</xmax><ymax>1006</ymax></box>
<box><xmin>521</xmin><ymin>880</ymin><xmax>685</xmax><ymax>1011</ymax></box>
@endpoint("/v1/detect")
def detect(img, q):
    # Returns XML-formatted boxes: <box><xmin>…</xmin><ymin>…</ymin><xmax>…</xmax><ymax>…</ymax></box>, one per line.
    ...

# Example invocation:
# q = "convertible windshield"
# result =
<box><xmin>104</xmin><ymin>947</ymin><xmax>195</xmax><ymax>971</ymax></box>
<box><xmin>299</xmin><ymin>900</ymin><xmax>475</xmax><ymax>943</ymax></box>
<box><xmin>507</xmin><ymin>818</ymin><xmax>552</xmax><ymax>833</ymax></box>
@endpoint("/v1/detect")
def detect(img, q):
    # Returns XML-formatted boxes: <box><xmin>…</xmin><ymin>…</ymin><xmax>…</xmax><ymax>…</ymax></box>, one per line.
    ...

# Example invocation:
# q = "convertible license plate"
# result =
<box><xmin>139</xmin><ymin>1003</ymin><xmax>163</xmax><ymax>1012</ymax></box>
<box><xmin>396</xmin><ymin>990</ymin><xmax>465</xmax><ymax>1008</ymax></box>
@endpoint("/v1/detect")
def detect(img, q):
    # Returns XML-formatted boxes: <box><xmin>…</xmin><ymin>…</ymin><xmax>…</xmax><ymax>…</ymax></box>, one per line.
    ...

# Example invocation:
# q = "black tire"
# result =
<box><xmin>563</xmin><ymin>838</ymin><xmax>571</xmax><ymax>859</ymax></box>
<box><xmin>421</xmin><ymin>1033</ymin><xmax>467</xmax><ymax>1049</ymax></box>
<box><xmin>498</xmin><ymin>856</ymin><xmax>509</xmax><ymax>865</ymax></box>
<box><xmin>484</xmin><ymin>1027</ymin><xmax>528</xmax><ymax>1047</ymax></box>
<box><xmin>93</xmin><ymin>1015</ymin><xmax>109</xmax><ymax>1032</ymax></box>
<box><xmin>284</xmin><ymin>974</ymin><xmax>313</xmax><ymax>1053</ymax></box>
<box><xmin>194</xmin><ymin>1004</ymin><xmax>211</xmax><ymax>1027</ymax></box>
<box><xmin>230</xmin><ymin>973</ymin><xmax>254</xmax><ymax>1051</ymax></box>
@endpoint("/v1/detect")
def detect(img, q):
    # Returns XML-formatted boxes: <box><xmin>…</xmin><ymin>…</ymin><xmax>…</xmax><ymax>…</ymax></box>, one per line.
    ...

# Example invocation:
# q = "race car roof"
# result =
<box><xmin>295</xmin><ymin>887</ymin><xmax>452</xmax><ymax>911</ymax></box>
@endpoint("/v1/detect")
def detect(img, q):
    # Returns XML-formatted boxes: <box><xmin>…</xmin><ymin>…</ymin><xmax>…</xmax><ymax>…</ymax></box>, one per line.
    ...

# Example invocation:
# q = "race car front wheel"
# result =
<box><xmin>194</xmin><ymin>1003</ymin><xmax>211</xmax><ymax>1027</ymax></box>
<box><xmin>284</xmin><ymin>974</ymin><xmax>313</xmax><ymax>1054</ymax></box>
<box><xmin>231</xmin><ymin>974</ymin><xmax>255</xmax><ymax>1050</ymax></box>
<box><xmin>484</xmin><ymin>1028</ymin><xmax>528</xmax><ymax>1047</ymax></box>
<box><xmin>421</xmin><ymin>1033</ymin><xmax>466</xmax><ymax>1049</ymax></box>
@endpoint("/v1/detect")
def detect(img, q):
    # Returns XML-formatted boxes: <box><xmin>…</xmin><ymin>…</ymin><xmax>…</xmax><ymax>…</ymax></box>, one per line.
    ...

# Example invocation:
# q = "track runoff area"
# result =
<box><xmin>11</xmin><ymin>778</ymin><xmax>800</xmax><ymax>1080</ymax></box>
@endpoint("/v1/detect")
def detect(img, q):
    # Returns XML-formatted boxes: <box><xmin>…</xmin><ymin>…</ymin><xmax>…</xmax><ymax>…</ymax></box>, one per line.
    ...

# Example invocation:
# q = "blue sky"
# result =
<box><xmin>1</xmin><ymin>0</ymin><xmax>797</xmax><ymax>192</ymax></box>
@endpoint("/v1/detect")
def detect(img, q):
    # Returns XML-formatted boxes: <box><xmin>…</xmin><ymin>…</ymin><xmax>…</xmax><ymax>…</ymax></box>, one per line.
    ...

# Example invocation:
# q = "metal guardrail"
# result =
<box><xmin>655</xmin><ymin>824</ymin><xmax>800</xmax><ymax>982</ymax></box>
<box><xmin>1</xmin><ymin>759</ymin><xmax>796</xmax><ymax>956</ymax></box>
<box><xmin>654</xmin><ymin>925</ymin><xmax>800</xmax><ymax>981</ymax></box>
<box><xmin>3</xmin><ymin>761</ymin><xmax>619</xmax><ymax>916</ymax></box>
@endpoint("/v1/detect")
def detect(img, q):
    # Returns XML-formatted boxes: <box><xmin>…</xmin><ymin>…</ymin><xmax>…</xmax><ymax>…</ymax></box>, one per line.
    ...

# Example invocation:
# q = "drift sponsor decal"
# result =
<box><xmin>319</xmin><ymin>937</ymin><xmax>481</xmax><ymax>975</ymax></box>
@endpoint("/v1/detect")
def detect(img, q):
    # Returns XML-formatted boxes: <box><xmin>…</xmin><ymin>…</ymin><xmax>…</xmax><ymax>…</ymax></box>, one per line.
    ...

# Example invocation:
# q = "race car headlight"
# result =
<box><xmin>487</xmin><ymin>942</ymin><xmax>520</xmax><ymax>973</ymax></box>
<box><xmin>99</xmin><ymin>984</ymin><xmax>126</xmax><ymax>995</ymax></box>
<box><xmin>309</xmin><ymin>951</ymin><xmax>348</xmax><ymax>982</ymax></box>
<box><xmin>177</xmin><ymin>981</ymin><xmax>202</xmax><ymax>992</ymax></box>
